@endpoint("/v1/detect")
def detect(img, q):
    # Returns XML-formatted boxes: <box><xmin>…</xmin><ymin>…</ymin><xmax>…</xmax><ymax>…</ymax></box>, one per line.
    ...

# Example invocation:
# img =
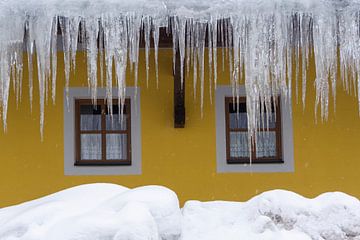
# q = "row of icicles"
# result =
<box><xmin>1</xmin><ymin>11</ymin><xmax>360</xmax><ymax>155</ymax></box>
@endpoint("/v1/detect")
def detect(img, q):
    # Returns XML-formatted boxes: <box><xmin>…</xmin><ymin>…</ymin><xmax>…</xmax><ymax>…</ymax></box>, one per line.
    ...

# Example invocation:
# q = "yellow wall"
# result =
<box><xmin>1</xmin><ymin>49</ymin><xmax>360</xmax><ymax>208</ymax></box>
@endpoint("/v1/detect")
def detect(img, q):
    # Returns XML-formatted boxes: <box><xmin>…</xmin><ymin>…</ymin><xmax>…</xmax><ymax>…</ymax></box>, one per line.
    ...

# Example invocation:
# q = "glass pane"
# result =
<box><xmin>229</xmin><ymin>112</ymin><xmax>247</xmax><ymax>129</ymax></box>
<box><xmin>106</xmin><ymin>104</ymin><xmax>128</xmax><ymax>131</ymax></box>
<box><xmin>229</xmin><ymin>132</ymin><xmax>249</xmax><ymax>158</ymax></box>
<box><xmin>229</xmin><ymin>101</ymin><xmax>247</xmax><ymax>129</ymax></box>
<box><xmin>106</xmin><ymin>115</ymin><xmax>127</xmax><ymax>131</ymax></box>
<box><xmin>256</xmin><ymin>131</ymin><xmax>277</xmax><ymax>158</ymax></box>
<box><xmin>80</xmin><ymin>105</ymin><xmax>101</xmax><ymax>131</ymax></box>
<box><xmin>81</xmin><ymin>134</ymin><xmax>102</xmax><ymax>160</ymax></box>
<box><xmin>106</xmin><ymin>134</ymin><xmax>127</xmax><ymax>160</ymax></box>
<box><xmin>258</xmin><ymin>111</ymin><xmax>277</xmax><ymax>129</ymax></box>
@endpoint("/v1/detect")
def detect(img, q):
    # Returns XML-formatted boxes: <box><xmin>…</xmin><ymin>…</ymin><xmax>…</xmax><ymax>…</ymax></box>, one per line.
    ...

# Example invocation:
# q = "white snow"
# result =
<box><xmin>1</xmin><ymin>0</ymin><xmax>360</xmax><ymax>149</ymax></box>
<box><xmin>181</xmin><ymin>190</ymin><xmax>360</xmax><ymax>240</ymax></box>
<box><xmin>1</xmin><ymin>184</ymin><xmax>360</xmax><ymax>240</ymax></box>
<box><xmin>0</xmin><ymin>184</ymin><xmax>181</xmax><ymax>240</ymax></box>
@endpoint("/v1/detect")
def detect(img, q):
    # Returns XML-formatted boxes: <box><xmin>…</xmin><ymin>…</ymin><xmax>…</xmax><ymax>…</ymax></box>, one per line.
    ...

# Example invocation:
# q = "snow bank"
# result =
<box><xmin>1</xmin><ymin>185</ymin><xmax>360</xmax><ymax>240</ymax></box>
<box><xmin>182</xmin><ymin>190</ymin><xmax>360</xmax><ymax>240</ymax></box>
<box><xmin>0</xmin><ymin>184</ymin><xmax>181</xmax><ymax>240</ymax></box>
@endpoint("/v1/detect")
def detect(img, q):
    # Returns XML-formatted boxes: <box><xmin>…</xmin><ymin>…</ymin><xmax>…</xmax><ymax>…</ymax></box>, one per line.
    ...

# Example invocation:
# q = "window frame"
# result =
<box><xmin>74</xmin><ymin>98</ymin><xmax>132</xmax><ymax>166</ymax></box>
<box><xmin>215</xmin><ymin>86</ymin><xmax>294</xmax><ymax>173</ymax></box>
<box><xmin>225</xmin><ymin>97</ymin><xmax>283</xmax><ymax>164</ymax></box>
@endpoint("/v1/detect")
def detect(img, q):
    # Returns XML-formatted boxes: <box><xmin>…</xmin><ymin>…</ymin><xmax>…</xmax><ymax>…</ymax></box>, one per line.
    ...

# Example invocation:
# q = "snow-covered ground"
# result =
<box><xmin>1</xmin><ymin>184</ymin><xmax>360</xmax><ymax>240</ymax></box>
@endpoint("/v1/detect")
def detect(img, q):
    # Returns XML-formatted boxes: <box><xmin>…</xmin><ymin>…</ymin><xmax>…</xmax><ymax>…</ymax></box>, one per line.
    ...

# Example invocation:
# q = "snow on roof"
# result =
<box><xmin>0</xmin><ymin>184</ymin><xmax>359</xmax><ymax>239</ymax></box>
<box><xmin>0</xmin><ymin>0</ymin><xmax>359</xmax><ymax>150</ymax></box>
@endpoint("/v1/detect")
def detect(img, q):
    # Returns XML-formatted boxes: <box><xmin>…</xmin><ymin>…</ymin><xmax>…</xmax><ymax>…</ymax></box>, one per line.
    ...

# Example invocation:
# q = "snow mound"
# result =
<box><xmin>181</xmin><ymin>190</ymin><xmax>360</xmax><ymax>240</ymax></box>
<box><xmin>1</xmin><ymin>185</ymin><xmax>360</xmax><ymax>240</ymax></box>
<box><xmin>0</xmin><ymin>183</ymin><xmax>181</xmax><ymax>240</ymax></box>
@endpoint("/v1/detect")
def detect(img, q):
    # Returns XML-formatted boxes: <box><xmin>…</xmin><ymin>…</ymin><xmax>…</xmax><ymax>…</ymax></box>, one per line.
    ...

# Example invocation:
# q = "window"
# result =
<box><xmin>64</xmin><ymin>87</ymin><xmax>141</xmax><ymax>175</ymax></box>
<box><xmin>225</xmin><ymin>97</ymin><xmax>283</xmax><ymax>164</ymax></box>
<box><xmin>215</xmin><ymin>86</ymin><xmax>294</xmax><ymax>173</ymax></box>
<box><xmin>75</xmin><ymin>99</ymin><xmax>131</xmax><ymax>166</ymax></box>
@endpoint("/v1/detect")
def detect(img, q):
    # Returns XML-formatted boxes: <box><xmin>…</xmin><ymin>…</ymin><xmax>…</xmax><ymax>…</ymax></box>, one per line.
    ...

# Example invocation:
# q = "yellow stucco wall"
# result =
<box><xmin>0</xmin><ymin>49</ymin><xmax>360</xmax><ymax>208</ymax></box>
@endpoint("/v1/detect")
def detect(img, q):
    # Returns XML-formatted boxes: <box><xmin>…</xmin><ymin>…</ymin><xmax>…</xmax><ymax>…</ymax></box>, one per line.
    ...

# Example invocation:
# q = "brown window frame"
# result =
<box><xmin>225</xmin><ymin>97</ymin><xmax>283</xmax><ymax>164</ymax></box>
<box><xmin>75</xmin><ymin>98</ymin><xmax>132</xmax><ymax>166</ymax></box>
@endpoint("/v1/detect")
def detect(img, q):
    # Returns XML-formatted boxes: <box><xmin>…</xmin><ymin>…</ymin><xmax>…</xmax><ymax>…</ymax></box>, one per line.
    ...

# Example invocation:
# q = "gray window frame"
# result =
<box><xmin>215</xmin><ymin>86</ymin><xmax>294</xmax><ymax>173</ymax></box>
<box><xmin>64</xmin><ymin>87</ymin><xmax>142</xmax><ymax>175</ymax></box>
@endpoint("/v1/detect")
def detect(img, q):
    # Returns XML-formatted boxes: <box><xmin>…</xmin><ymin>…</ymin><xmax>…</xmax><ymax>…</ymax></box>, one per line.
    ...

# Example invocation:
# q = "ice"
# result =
<box><xmin>1</xmin><ymin>0</ymin><xmax>360</xmax><ymax>150</ymax></box>
<box><xmin>152</xmin><ymin>18</ymin><xmax>161</xmax><ymax>88</ymax></box>
<box><xmin>1</xmin><ymin>184</ymin><xmax>360</xmax><ymax>240</ymax></box>
<box><xmin>27</xmin><ymin>13</ymin><xmax>54</xmax><ymax>139</ymax></box>
<box><xmin>143</xmin><ymin>16</ymin><xmax>151</xmax><ymax>87</ymax></box>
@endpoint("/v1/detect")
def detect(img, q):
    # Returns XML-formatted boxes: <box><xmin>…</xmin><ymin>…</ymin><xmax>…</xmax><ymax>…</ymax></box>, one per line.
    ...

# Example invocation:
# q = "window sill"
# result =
<box><xmin>227</xmin><ymin>159</ymin><xmax>284</xmax><ymax>164</ymax></box>
<box><xmin>75</xmin><ymin>161</ymin><xmax>132</xmax><ymax>166</ymax></box>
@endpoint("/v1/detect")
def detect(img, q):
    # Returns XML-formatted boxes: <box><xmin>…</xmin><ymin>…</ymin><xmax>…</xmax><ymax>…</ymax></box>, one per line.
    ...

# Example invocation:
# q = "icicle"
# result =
<box><xmin>300</xmin><ymin>13</ymin><xmax>312</xmax><ymax>110</ymax></box>
<box><xmin>115</xmin><ymin>16</ymin><xmax>128</xmax><ymax>116</ymax></box>
<box><xmin>143</xmin><ymin>16</ymin><xmax>151</xmax><ymax>87</ymax></box>
<box><xmin>186</xmin><ymin>19</ymin><xmax>192</xmax><ymax>78</ymax></box>
<box><xmin>220</xmin><ymin>19</ymin><xmax>225</xmax><ymax>72</ymax></box>
<box><xmin>208</xmin><ymin>22</ymin><xmax>213</xmax><ymax>104</ymax></box>
<box><xmin>28</xmin><ymin>13</ymin><xmax>53</xmax><ymax>139</ymax></box>
<box><xmin>85</xmin><ymin>17</ymin><xmax>100</xmax><ymax>103</ymax></box>
<box><xmin>60</xmin><ymin>17</ymin><xmax>71</xmax><ymax>107</ymax></box>
<box><xmin>152</xmin><ymin>18</ymin><xmax>160</xmax><ymax>88</ymax></box>
<box><xmin>189</xmin><ymin>18</ymin><xmax>195</xmax><ymax>79</ymax></box>
<box><xmin>178</xmin><ymin>18</ymin><xmax>186</xmax><ymax>89</ymax></box>
<box><xmin>313</xmin><ymin>11</ymin><xmax>337</xmax><ymax>122</ymax></box>
<box><xmin>197</xmin><ymin>23</ymin><xmax>206</xmax><ymax>117</ymax></box>
<box><xmin>0</xmin><ymin>0</ymin><xmax>360</xmax><ymax>156</ymax></box>
<box><xmin>51</xmin><ymin>17</ymin><xmax>58</xmax><ymax>104</ymax></box>
<box><xmin>69</xmin><ymin>17</ymin><xmax>80</xmax><ymax>71</ymax></box>
<box><xmin>102</xmin><ymin>15</ymin><xmax>114</xmax><ymax>115</ymax></box>
<box><xmin>192</xmin><ymin>22</ymin><xmax>198</xmax><ymax>100</ymax></box>
<box><xmin>127</xmin><ymin>14</ymin><xmax>141</xmax><ymax>93</ymax></box>
<box><xmin>171</xmin><ymin>17</ymin><xmax>178</xmax><ymax>76</ymax></box>
<box><xmin>211</xmin><ymin>18</ymin><xmax>218</xmax><ymax>90</ymax></box>
<box><xmin>98</xmin><ymin>19</ymin><xmax>105</xmax><ymax>88</ymax></box>
<box><xmin>25</xmin><ymin>19</ymin><xmax>34</xmax><ymax>112</ymax></box>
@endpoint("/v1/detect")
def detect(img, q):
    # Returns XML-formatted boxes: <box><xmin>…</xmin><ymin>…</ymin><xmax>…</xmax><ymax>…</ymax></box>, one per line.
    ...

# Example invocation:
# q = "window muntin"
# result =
<box><xmin>75</xmin><ymin>99</ymin><xmax>131</xmax><ymax>166</ymax></box>
<box><xmin>225</xmin><ymin>97</ymin><xmax>283</xmax><ymax>164</ymax></box>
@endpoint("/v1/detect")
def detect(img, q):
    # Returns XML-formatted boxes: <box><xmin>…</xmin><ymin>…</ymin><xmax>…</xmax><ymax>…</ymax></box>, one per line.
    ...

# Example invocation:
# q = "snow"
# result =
<box><xmin>0</xmin><ymin>184</ymin><xmax>181</xmax><ymax>240</ymax></box>
<box><xmin>182</xmin><ymin>190</ymin><xmax>360</xmax><ymax>240</ymax></box>
<box><xmin>1</xmin><ymin>184</ymin><xmax>360</xmax><ymax>240</ymax></box>
<box><xmin>1</xmin><ymin>0</ymin><xmax>360</xmax><ymax>150</ymax></box>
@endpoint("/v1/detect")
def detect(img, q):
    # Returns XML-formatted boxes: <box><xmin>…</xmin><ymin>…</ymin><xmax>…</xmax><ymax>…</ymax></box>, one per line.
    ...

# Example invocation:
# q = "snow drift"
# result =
<box><xmin>1</xmin><ymin>184</ymin><xmax>360</xmax><ymax>240</ymax></box>
<box><xmin>182</xmin><ymin>190</ymin><xmax>360</xmax><ymax>240</ymax></box>
<box><xmin>0</xmin><ymin>184</ymin><xmax>181</xmax><ymax>240</ymax></box>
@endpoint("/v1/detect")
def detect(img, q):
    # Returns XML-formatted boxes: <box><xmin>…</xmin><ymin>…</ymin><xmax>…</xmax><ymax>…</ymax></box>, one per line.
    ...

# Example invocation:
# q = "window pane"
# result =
<box><xmin>256</xmin><ymin>131</ymin><xmax>277</xmax><ymax>158</ymax></box>
<box><xmin>229</xmin><ymin>112</ymin><xmax>247</xmax><ymax>129</ymax></box>
<box><xmin>106</xmin><ymin>104</ymin><xmax>128</xmax><ymax>131</ymax></box>
<box><xmin>106</xmin><ymin>134</ymin><xmax>127</xmax><ymax>160</ymax></box>
<box><xmin>258</xmin><ymin>111</ymin><xmax>277</xmax><ymax>129</ymax></box>
<box><xmin>229</xmin><ymin>132</ymin><xmax>249</xmax><ymax>158</ymax></box>
<box><xmin>106</xmin><ymin>115</ymin><xmax>127</xmax><ymax>131</ymax></box>
<box><xmin>81</xmin><ymin>134</ymin><xmax>102</xmax><ymax>160</ymax></box>
<box><xmin>80</xmin><ymin>105</ymin><xmax>101</xmax><ymax>131</ymax></box>
<box><xmin>228</xmin><ymin>101</ymin><xmax>247</xmax><ymax>129</ymax></box>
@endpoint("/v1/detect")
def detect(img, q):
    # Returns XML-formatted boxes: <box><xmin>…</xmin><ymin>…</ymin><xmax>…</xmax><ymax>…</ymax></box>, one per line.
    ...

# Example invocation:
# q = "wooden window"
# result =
<box><xmin>75</xmin><ymin>99</ymin><xmax>131</xmax><ymax>166</ymax></box>
<box><xmin>225</xmin><ymin>97</ymin><xmax>283</xmax><ymax>164</ymax></box>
